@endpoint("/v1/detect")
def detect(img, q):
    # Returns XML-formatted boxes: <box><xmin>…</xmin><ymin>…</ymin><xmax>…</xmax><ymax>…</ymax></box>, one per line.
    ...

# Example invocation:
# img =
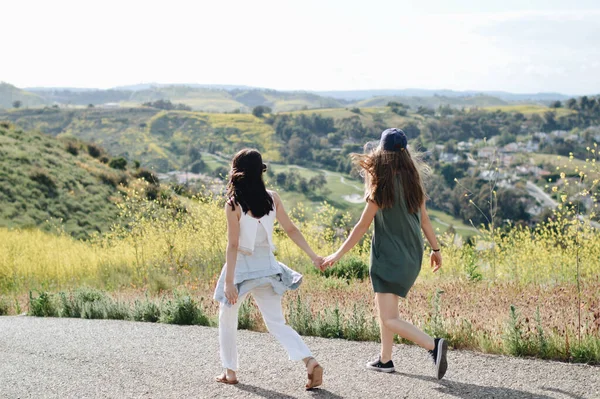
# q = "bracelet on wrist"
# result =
<box><xmin>432</xmin><ymin>248</ymin><xmax>441</xmax><ymax>252</ymax></box>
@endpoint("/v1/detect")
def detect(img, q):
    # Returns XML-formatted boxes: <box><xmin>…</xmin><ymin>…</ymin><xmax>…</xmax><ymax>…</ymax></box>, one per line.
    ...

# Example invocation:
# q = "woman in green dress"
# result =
<box><xmin>323</xmin><ymin>128</ymin><xmax>449</xmax><ymax>380</ymax></box>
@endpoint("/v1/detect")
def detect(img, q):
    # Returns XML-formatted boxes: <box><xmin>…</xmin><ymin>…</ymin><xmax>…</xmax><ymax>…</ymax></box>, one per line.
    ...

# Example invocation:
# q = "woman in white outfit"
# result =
<box><xmin>214</xmin><ymin>148</ymin><xmax>324</xmax><ymax>390</ymax></box>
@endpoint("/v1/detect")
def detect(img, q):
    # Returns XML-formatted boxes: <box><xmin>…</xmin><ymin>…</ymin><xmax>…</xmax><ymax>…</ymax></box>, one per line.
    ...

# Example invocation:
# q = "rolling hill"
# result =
<box><xmin>0</xmin><ymin>121</ymin><xmax>152</xmax><ymax>239</ymax></box>
<box><xmin>0</xmin><ymin>83</ymin><xmax>48</xmax><ymax>109</ymax></box>
<box><xmin>3</xmin><ymin>82</ymin><xmax>573</xmax><ymax>113</ymax></box>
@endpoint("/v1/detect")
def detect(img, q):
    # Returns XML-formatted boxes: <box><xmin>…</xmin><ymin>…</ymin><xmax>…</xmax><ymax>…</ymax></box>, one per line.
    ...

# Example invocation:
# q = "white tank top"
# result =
<box><xmin>255</xmin><ymin>222</ymin><xmax>269</xmax><ymax>247</ymax></box>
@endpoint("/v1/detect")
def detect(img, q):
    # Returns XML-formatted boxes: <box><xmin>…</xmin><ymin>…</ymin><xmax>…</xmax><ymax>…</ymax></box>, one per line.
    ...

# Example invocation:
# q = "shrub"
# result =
<box><xmin>0</xmin><ymin>297</ymin><xmax>9</xmax><ymax>315</ymax></box>
<box><xmin>287</xmin><ymin>295</ymin><xmax>316</xmax><ymax>336</ymax></box>
<box><xmin>29</xmin><ymin>291</ymin><xmax>58</xmax><ymax>317</ymax></box>
<box><xmin>87</xmin><ymin>143</ymin><xmax>102</xmax><ymax>158</ymax></box>
<box><xmin>29</xmin><ymin>169</ymin><xmax>57</xmax><ymax>193</ymax></box>
<box><xmin>65</xmin><ymin>142</ymin><xmax>79</xmax><ymax>156</ymax></box>
<box><xmin>159</xmin><ymin>293</ymin><xmax>209</xmax><ymax>326</ymax></box>
<box><xmin>133</xmin><ymin>169</ymin><xmax>159</xmax><ymax>185</ymax></box>
<box><xmin>237</xmin><ymin>298</ymin><xmax>256</xmax><ymax>330</ymax></box>
<box><xmin>109</xmin><ymin>157</ymin><xmax>128</xmax><ymax>170</ymax></box>
<box><xmin>316</xmin><ymin>306</ymin><xmax>343</xmax><ymax>339</ymax></box>
<box><xmin>252</xmin><ymin>105</ymin><xmax>272</xmax><ymax>118</ymax></box>
<box><xmin>322</xmin><ymin>256</ymin><xmax>368</xmax><ymax>281</ymax></box>
<box><xmin>132</xmin><ymin>298</ymin><xmax>161</xmax><ymax>322</ymax></box>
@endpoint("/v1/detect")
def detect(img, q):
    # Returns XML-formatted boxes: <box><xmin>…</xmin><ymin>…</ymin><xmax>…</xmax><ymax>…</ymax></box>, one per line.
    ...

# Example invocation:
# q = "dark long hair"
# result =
<box><xmin>352</xmin><ymin>145</ymin><xmax>430</xmax><ymax>213</ymax></box>
<box><xmin>226</xmin><ymin>149</ymin><xmax>274</xmax><ymax>217</ymax></box>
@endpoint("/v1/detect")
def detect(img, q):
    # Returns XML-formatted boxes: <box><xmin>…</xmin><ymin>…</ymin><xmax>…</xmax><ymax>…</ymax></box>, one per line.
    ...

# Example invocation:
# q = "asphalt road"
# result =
<box><xmin>0</xmin><ymin>316</ymin><xmax>598</xmax><ymax>398</ymax></box>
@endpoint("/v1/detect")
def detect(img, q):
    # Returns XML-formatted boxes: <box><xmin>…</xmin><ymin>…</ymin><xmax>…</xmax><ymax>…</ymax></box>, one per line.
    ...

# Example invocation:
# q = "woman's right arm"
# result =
<box><xmin>224</xmin><ymin>201</ymin><xmax>241</xmax><ymax>304</ymax></box>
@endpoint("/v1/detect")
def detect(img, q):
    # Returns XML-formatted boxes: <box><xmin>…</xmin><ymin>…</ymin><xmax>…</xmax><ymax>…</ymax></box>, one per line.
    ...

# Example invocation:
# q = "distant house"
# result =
<box><xmin>565</xmin><ymin>134</ymin><xmax>583</xmax><ymax>143</ymax></box>
<box><xmin>533</xmin><ymin>132</ymin><xmax>550</xmax><ymax>142</ymax></box>
<box><xmin>477</xmin><ymin>147</ymin><xmax>496</xmax><ymax>159</ymax></box>
<box><xmin>551</xmin><ymin>130</ymin><xmax>568</xmax><ymax>138</ymax></box>
<box><xmin>525</xmin><ymin>140</ymin><xmax>540</xmax><ymax>153</ymax></box>
<box><xmin>439</xmin><ymin>152</ymin><xmax>460</xmax><ymax>163</ymax></box>
<box><xmin>500</xmin><ymin>154</ymin><xmax>513</xmax><ymax>167</ymax></box>
<box><xmin>501</xmin><ymin>143</ymin><xmax>520</xmax><ymax>153</ymax></box>
<box><xmin>457</xmin><ymin>141</ymin><xmax>473</xmax><ymax>151</ymax></box>
<box><xmin>479</xmin><ymin>170</ymin><xmax>507</xmax><ymax>181</ymax></box>
<box><xmin>100</xmin><ymin>102</ymin><xmax>120</xmax><ymax>109</ymax></box>
<box><xmin>516</xmin><ymin>165</ymin><xmax>551</xmax><ymax>177</ymax></box>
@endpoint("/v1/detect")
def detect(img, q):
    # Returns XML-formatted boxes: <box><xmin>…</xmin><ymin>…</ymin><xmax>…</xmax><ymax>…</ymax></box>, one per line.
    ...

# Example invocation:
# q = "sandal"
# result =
<box><xmin>305</xmin><ymin>357</ymin><xmax>323</xmax><ymax>390</ymax></box>
<box><xmin>216</xmin><ymin>372</ymin><xmax>239</xmax><ymax>385</ymax></box>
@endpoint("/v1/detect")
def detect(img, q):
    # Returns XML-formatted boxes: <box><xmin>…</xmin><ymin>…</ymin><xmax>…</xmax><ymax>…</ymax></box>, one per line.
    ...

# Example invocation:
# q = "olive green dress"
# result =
<box><xmin>370</xmin><ymin>179</ymin><xmax>423</xmax><ymax>297</ymax></box>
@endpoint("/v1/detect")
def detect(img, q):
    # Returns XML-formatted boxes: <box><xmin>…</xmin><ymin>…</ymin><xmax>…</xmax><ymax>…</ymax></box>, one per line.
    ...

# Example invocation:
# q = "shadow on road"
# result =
<box><xmin>235</xmin><ymin>383</ymin><xmax>344</xmax><ymax>399</ymax></box>
<box><xmin>395</xmin><ymin>372</ymin><xmax>556</xmax><ymax>399</ymax></box>
<box><xmin>541</xmin><ymin>387</ymin><xmax>587</xmax><ymax>399</ymax></box>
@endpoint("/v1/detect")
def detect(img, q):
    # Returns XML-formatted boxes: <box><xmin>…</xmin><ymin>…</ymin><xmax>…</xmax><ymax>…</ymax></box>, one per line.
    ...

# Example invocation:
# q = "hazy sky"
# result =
<box><xmin>2</xmin><ymin>0</ymin><xmax>599</xmax><ymax>94</ymax></box>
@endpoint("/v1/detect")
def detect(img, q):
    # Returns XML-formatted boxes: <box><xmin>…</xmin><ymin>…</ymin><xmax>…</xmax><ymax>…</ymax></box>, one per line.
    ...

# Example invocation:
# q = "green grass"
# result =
<box><xmin>428</xmin><ymin>209</ymin><xmax>479</xmax><ymax>238</ymax></box>
<box><xmin>483</xmin><ymin>104</ymin><xmax>575</xmax><ymax>117</ymax></box>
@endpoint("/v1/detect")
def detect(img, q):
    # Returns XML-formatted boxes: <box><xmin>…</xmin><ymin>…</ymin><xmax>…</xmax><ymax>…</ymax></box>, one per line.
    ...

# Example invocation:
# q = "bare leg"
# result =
<box><xmin>375</xmin><ymin>295</ymin><xmax>395</xmax><ymax>363</ymax></box>
<box><xmin>376</xmin><ymin>293</ymin><xmax>434</xmax><ymax>351</ymax></box>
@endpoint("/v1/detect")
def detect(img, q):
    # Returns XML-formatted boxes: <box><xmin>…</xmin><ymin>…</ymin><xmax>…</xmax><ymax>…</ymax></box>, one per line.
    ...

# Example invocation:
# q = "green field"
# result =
<box><xmin>483</xmin><ymin>104</ymin><xmax>575</xmax><ymax>117</ymax></box>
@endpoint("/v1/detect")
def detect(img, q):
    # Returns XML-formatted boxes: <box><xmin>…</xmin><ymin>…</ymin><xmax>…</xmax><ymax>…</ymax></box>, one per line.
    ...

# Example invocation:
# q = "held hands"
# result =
<box><xmin>224</xmin><ymin>281</ymin><xmax>238</xmax><ymax>305</ymax></box>
<box><xmin>311</xmin><ymin>255</ymin><xmax>326</xmax><ymax>272</ymax></box>
<box><xmin>322</xmin><ymin>251</ymin><xmax>342</xmax><ymax>270</ymax></box>
<box><xmin>430</xmin><ymin>250</ymin><xmax>442</xmax><ymax>273</ymax></box>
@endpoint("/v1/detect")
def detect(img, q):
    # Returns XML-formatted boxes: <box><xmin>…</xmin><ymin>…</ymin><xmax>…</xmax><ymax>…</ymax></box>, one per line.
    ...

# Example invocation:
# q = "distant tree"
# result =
<box><xmin>133</xmin><ymin>160</ymin><xmax>141</xmax><ymax>169</ymax></box>
<box><xmin>275</xmin><ymin>172</ymin><xmax>287</xmax><ymax>187</ymax></box>
<box><xmin>350</xmin><ymin>107</ymin><xmax>361</xmax><ymax>114</ymax></box>
<box><xmin>416</xmin><ymin>106</ymin><xmax>435</xmax><ymax>116</ymax></box>
<box><xmin>566</xmin><ymin>98</ymin><xmax>578</xmax><ymax>110</ymax></box>
<box><xmin>387</xmin><ymin>101</ymin><xmax>405</xmax><ymax>108</ymax></box>
<box><xmin>391</xmin><ymin>107</ymin><xmax>407</xmax><ymax>116</ymax></box>
<box><xmin>542</xmin><ymin>111</ymin><xmax>558</xmax><ymax>132</ymax></box>
<box><xmin>87</xmin><ymin>143</ymin><xmax>102</xmax><ymax>158</ymax></box>
<box><xmin>252</xmin><ymin>105</ymin><xmax>272</xmax><ymax>118</ymax></box>
<box><xmin>402</xmin><ymin>121</ymin><xmax>421</xmax><ymax>139</ymax></box>
<box><xmin>133</xmin><ymin>168</ymin><xmax>159</xmax><ymax>184</ymax></box>
<box><xmin>87</xmin><ymin>103</ymin><xmax>95</xmax><ymax>108</ymax></box>
<box><xmin>12</xmin><ymin>100</ymin><xmax>22</xmax><ymax>109</ymax></box>
<box><xmin>190</xmin><ymin>160</ymin><xmax>206</xmax><ymax>174</ymax></box>
<box><xmin>308</xmin><ymin>174</ymin><xmax>327</xmax><ymax>191</ymax></box>
<box><xmin>549</xmin><ymin>101</ymin><xmax>562</xmax><ymax>109</ymax></box>
<box><xmin>298</xmin><ymin>177</ymin><xmax>310</xmax><ymax>193</ymax></box>
<box><xmin>109</xmin><ymin>157</ymin><xmax>127</xmax><ymax>170</ymax></box>
<box><xmin>214</xmin><ymin>166</ymin><xmax>229</xmax><ymax>180</ymax></box>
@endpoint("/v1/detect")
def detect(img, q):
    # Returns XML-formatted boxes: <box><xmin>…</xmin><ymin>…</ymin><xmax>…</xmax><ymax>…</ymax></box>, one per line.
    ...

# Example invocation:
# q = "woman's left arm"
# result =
<box><xmin>420</xmin><ymin>201</ymin><xmax>442</xmax><ymax>272</ymax></box>
<box><xmin>273</xmin><ymin>192</ymin><xmax>322</xmax><ymax>268</ymax></box>
<box><xmin>323</xmin><ymin>200</ymin><xmax>379</xmax><ymax>267</ymax></box>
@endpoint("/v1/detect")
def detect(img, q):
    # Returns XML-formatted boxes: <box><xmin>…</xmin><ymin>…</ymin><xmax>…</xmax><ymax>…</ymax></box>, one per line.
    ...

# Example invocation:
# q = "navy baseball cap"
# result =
<box><xmin>380</xmin><ymin>128</ymin><xmax>407</xmax><ymax>152</ymax></box>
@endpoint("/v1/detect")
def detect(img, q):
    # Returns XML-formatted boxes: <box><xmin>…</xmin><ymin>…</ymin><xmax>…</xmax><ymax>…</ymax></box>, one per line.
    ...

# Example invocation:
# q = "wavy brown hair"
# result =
<box><xmin>352</xmin><ymin>145</ymin><xmax>430</xmax><ymax>213</ymax></box>
<box><xmin>226</xmin><ymin>149</ymin><xmax>274</xmax><ymax>218</ymax></box>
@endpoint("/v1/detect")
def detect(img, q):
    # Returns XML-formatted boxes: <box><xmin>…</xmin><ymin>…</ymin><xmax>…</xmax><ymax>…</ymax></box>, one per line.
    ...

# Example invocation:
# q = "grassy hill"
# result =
<box><xmin>354</xmin><ymin>94</ymin><xmax>508</xmax><ymax>109</ymax></box>
<box><xmin>9</xmin><ymin>86</ymin><xmax>346</xmax><ymax>113</ymax></box>
<box><xmin>483</xmin><ymin>104</ymin><xmax>576</xmax><ymax>117</ymax></box>
<box><xmin>0</xmin><ymin>122</ymin><xmax>149</xmax><ymax>239</ymax></box>
<box><xmin>0</xmin><ymin>83</ymin><xmax>48</xmax><ymax>109</ymax></box>
<box><xmin>0</xmin><ymin>107</ymin><xmax>280</xmax><ymax>171</ymax></box>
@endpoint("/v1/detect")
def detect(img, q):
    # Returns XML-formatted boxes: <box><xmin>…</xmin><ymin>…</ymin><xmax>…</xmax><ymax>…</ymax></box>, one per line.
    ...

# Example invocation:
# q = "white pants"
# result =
<box><xmin>219</xmin><ymin>283</ymin><xmax>312</xmax><ymax>371</ymax></box>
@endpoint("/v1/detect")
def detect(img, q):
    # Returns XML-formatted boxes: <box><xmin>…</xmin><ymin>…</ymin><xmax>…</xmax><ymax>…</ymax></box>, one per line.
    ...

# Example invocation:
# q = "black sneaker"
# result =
<box><xmin>429</xmin><ymin>338</ymin><xmax>448</xmax><ymax>380</ymax></box>
<box><xmin>366</xmin><ymin>356</ymin><xmax>395</xmax><ymax>373</ymax></box>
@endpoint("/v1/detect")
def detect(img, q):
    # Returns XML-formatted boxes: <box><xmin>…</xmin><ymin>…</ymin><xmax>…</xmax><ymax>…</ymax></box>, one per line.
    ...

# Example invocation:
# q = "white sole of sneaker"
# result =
<box><xmin>365</xmin><ymin>364</ymin><xmax>395</xmax><ymax>373</ymax></box>
<box><xmin>436</xmin><ymin>338</ymin><xmax>448</xmax><ymax>380</ymax></box>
